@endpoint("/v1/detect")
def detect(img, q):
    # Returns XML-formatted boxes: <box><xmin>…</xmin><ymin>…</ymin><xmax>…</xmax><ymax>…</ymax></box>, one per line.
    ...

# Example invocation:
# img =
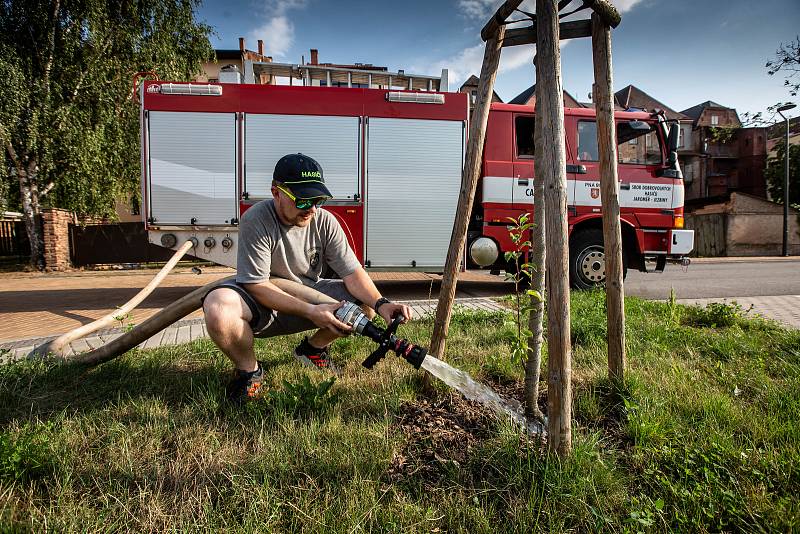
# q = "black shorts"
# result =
<box><xmin>204</xmin><ymin>279</ymin><xmax>357</xmax><ymax>338</ymax></box>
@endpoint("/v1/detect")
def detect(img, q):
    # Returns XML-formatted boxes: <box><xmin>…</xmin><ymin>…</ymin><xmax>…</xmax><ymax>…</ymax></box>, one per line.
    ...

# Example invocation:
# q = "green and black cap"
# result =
<box><xmin>273</xmin><ymin>153</ymin><xmax>332</xmax><ymax>199</ymax></box>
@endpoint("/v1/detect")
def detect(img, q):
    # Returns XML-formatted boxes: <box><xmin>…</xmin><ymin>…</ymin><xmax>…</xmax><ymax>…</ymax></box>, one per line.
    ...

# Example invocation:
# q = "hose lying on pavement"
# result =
<box><xmin>35</xmin><ymin>240</ymin><xmax>196</xmax><ymax>358</ymax></box>
<box><xmin>67</xmin><ymin>275</ymin><xmax>235</xmax><ymax>366</ymax></box>
<box><xmin>61</xmin><ymin>277</ymin><xmax>367</xmax><ymax>367</ymax></box>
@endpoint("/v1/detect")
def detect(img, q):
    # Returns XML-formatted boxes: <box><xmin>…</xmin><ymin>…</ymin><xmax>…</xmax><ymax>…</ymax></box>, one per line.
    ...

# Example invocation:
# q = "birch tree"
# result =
<box><xmin>0</xmin><ymin>0</ymin><xmax>213</xmax><ymax>267</ymax></box>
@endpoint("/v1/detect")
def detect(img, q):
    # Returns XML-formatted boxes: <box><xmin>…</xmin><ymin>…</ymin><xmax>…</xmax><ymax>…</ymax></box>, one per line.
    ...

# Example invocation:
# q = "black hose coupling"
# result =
<box><xmin>334</xmin><ymin>302</ymin><xmax>427</xmax><ymax>370</ymax></box>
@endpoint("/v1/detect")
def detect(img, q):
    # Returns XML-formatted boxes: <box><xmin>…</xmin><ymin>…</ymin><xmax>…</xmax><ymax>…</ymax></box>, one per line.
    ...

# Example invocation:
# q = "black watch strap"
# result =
<box><xmin>374</xmin><ymin>297</ymin><xmax>391</xmax><ymax>312</ymax></box>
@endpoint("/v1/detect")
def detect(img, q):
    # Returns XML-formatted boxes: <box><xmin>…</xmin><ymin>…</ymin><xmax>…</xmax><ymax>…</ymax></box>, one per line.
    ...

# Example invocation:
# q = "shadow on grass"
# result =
<box><xmin>0</xmin><ymin>348</ymin><xmax>229</xmax><ymax>425</ymax></box>
<box><xmin>573</xmin><ymin>375</ymin><xmax>640</xmax><ymax>448</ymax></box>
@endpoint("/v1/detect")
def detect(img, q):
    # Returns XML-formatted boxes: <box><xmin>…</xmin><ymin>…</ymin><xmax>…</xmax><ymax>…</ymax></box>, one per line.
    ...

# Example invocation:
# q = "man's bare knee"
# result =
<box><xmin>203</xmin><ymin>289</ymin><xmax>251</xmax><ymax>333</ymax></box>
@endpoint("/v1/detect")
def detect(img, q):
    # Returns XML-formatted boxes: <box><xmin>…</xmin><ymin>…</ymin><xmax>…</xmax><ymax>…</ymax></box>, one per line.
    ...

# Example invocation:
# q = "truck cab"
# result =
<box><xmin>471</xmin><ymin>103</ymin><xmax>694</xmax><ymax>288</ymax></box>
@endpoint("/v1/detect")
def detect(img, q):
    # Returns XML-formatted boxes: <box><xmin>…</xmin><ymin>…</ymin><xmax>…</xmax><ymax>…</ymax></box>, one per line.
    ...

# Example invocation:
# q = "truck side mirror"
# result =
<box><xmin>668</xmin><ymin>123</ymin><xmax>680</xmax><ymax>153</ymax></box>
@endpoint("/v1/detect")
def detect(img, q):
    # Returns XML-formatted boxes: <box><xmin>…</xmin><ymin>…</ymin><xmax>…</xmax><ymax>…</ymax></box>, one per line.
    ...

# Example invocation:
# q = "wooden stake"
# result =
<box><xmin>428</xmin><ymin>25</ymin><xmax>507</xmax><ymax>361</ymax></box>
<box><xmin>536</xmin><ymin>0</ymin><xmax>572</xmax><ymax>456</ymax></box>
<box><xmin>591</xmin><ymin>12</ymin><xmax>626</xmax><ymax>381</ymax></box>
<box><xmin>481</xmin><ymin>0</ymin><xmax>524</xmax><ymax>41</ymax></box>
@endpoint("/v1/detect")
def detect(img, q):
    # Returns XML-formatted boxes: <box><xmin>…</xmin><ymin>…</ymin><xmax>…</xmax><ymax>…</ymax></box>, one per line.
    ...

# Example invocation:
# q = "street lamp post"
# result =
<box><xmin>777</xmin><ymin>103</ymin><xmax>796</xmax><ymax>256</ymax></box>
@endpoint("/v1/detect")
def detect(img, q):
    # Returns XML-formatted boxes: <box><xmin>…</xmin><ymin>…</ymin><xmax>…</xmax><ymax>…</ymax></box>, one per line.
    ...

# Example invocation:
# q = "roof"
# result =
<box><xmin>680</xmin><ymin>100</ymin><xmax>729</xmax><ymax>121</ymax></box>
<box><xmin>458</xmin><ymin>74</ymin><xmax>503</xmax><ymax>103</ymax></box>
<box><xmin>460</xmin><ymin>75</ymin><xmax>480</xmax><ymax>89</ymax></box>
<box><xmin>614</xmin><ymin>84</ymin><xmax>689</xmax><ymax>120</ymax></box>
<box><xmin>509</xmin><ymin>85</ymin><xmax>536</xmax><ymax>105</ymax></box>
<box><xmin>509</xmin><ymin>84</ymin><xmax>582</xmax><ymax>107</ymax></box>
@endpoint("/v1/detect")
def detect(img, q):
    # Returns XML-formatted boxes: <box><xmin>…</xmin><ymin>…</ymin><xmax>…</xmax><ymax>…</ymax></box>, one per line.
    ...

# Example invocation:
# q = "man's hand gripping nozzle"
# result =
<box><xmin>334</xmin><ymin>302</ymin><xmax>427</xmax><ymax>369</ymax></box>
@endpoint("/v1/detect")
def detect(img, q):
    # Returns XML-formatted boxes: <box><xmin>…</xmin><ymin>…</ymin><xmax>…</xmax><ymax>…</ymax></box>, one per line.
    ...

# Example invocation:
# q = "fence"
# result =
<box><xmin>69</xmin><ymin>222</ymin><xmax>195</xmax><ymax>266</ymax></box>
<box><xmin>686</xmin><ymin>213</ymin><xmax>726</xmax><ymax>257</ymax></box>
<box><xmin>0</xmin><ymin>219</ymin><xmax>32</xmax><ymax>263</ymax></box>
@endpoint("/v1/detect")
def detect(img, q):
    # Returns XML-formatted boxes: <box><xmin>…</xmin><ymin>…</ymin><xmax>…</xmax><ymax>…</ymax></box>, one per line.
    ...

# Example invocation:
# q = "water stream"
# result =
<box><xmin>421</xmin><ymin>355</ymin><xmax>546</xmax><ymax>436</ymax></box>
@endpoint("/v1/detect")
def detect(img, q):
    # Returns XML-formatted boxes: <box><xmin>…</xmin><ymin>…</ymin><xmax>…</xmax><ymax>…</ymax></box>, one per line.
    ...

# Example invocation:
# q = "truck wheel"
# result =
<box><xmin>569</xmin><ymin>229</ymin><xmax>627</xmax><ymax>290</ymax></box>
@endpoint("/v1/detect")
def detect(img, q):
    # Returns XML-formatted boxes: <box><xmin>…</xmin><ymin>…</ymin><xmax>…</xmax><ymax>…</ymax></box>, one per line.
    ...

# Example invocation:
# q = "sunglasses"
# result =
<box><xmin>276</xmin><ymin>184</ymin><xmax>328</xmax><ymax>210</ymax></box>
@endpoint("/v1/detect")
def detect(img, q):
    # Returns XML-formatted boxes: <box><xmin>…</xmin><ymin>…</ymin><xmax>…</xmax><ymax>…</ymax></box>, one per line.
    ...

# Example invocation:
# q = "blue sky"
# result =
<box><xmin>197</xmin><ymin>0</ymin><xmax>800</xmax><ymax>121</ymax></box>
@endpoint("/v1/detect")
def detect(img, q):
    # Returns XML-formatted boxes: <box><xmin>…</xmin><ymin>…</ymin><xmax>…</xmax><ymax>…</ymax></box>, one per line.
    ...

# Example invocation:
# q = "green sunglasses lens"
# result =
<box><xmin>295</xmin><ymin>197</ymin><xmax>326</xmax><ymax>210</ymax></box>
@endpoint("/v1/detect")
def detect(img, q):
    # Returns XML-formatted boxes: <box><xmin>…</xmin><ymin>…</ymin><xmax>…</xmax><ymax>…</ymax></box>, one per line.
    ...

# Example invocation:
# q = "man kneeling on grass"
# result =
<box><xmin>202</xmin><ymin>153</ymin><xmax>413</xmax><ymax>403</ymax></box>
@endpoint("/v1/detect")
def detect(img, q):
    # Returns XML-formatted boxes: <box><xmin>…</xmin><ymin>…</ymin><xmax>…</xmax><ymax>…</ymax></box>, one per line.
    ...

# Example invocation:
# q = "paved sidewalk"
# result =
<box><xmin>0</xmin><ymin>296</ymin><xmax>510</xmax><ymax>363</ymax></box>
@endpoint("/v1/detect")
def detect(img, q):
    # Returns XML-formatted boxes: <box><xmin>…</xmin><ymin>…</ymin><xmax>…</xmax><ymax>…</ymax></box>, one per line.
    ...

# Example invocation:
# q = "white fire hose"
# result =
<box><xmin>36</xmin><ymin>240</ymin><xmax>196</xmax><ymax>358</ymax></box>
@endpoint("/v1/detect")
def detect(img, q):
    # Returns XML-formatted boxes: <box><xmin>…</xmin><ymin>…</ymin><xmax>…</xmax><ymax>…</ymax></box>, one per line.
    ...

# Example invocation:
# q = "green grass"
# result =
<box><xmin>0</xmin><ymin>294</ymin><xmax>798</xmax><ymax>532</ymax></box>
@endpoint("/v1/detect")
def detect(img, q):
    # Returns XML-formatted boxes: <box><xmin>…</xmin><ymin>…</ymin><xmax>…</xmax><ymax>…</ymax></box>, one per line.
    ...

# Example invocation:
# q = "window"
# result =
<box><xmin>678</xmin><ymin>127</ymin><xmax>685</xmax><ymax>148</ymax></box>
<box><xmin>711</xmin><ymin>114</ymin><xmax>719</xmax><ymax>125</ymax></box>
<box><xmin>515</xmin><ymin>115</ymin><xmax>535</xmax><ymax>157</ymax></box>
<box><xmin>471</xmin><ymin>90</ymin><xmax>477</xmax><ymax>105</ymax></box>
<box><xmin>578</xmin><ymin>120</ymin><xmax>663</xmax><ymax>165</ymax></box>
<box><xmin>578</xmin><ymin>121</ymin><xmax>599</xmax><ymax>161</ymax></box>
<box><xmin>617</xmin><ymin>121</ymin><xmax>662</xmax><ymax>165</ymax></box>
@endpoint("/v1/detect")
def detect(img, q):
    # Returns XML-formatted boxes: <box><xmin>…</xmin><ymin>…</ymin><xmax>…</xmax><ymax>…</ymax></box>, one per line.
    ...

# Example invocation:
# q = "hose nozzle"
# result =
<box><xmin>334</xmin><ymin>302</ymin><xmax>427</xmax><ymax>370</ymax></box>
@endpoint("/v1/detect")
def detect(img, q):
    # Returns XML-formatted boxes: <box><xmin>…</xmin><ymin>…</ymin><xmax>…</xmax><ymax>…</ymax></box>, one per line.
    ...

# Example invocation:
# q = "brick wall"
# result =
<box><xmin>41</xmin><ymin>208</ymin><xmax>74</xmax><ymax>271</ymax></box>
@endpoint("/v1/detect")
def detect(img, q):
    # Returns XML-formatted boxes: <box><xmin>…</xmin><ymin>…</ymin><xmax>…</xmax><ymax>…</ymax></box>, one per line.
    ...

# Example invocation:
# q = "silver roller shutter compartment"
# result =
<box><xmin>245</xmin><ymin>114</ymin><xmax>360</xmax><ymax>200</ymax></box>
<box><xmin>148</xmin><ymin>112</ymin><xmax>237</xmax><ymax>225</ymax></box>
<box><xmin>366</xmin><ymin>118</ymin><xmax>463</xmax><ymax>268</ymax></box>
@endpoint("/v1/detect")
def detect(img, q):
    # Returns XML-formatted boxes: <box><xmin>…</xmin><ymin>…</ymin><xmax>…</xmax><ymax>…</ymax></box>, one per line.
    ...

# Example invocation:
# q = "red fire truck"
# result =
<box><xmin>140</xmin><ymin>81</ymin><xmax>693</xmax><ymax>288</ymax></box>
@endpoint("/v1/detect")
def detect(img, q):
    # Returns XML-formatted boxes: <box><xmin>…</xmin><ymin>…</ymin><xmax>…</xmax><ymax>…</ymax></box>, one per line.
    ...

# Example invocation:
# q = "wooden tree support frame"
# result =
<box><xmin>431</xmin><ymin>0</ymin><xmax>625</xmax><ymax>455</ymax></box>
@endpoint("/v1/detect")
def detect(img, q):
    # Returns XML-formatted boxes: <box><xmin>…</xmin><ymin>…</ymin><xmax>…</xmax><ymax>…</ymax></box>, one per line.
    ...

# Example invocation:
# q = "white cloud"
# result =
<box><xmin>612</xmin><ymin>0</ymin><xmax>644</xmax><ymax>13</ymax></box>
<box><xmin>457</xmin><ymin>0</ymin><xmax>644</xmax><ymax>21</ymax></box>
<box><xmin>426</xmin><ymin>0</ymin><xmax>648</xmax><ymax>89</ymax></box>
<box><xmin>249</xmin><ymin>16</ymin><xmax>294</xmax><ymax>58</ymax></box>
<box><xmin>248</xmin><ymin>0</ymin><xmax>308</xmax><ymax>59</ymax></box>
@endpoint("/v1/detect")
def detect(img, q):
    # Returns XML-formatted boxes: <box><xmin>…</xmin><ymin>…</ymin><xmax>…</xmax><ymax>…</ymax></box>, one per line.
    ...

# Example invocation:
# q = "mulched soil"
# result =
<box><xmin>387</xmin><ymin>381</ymin><xmax>547</xmax><ymax>485</ymax></box>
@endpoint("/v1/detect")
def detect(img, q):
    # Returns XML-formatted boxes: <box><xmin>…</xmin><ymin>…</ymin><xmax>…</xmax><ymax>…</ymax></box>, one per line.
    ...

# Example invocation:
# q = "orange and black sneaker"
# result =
<box><xmin>226</xmin><ymin>362</ymin><xmax>266</xmax><ymax>403</ymax></box>
<box><xmin>293</xmin><ymin>337</ymin><xmax>341</xmax><ymax>374</ymax></box>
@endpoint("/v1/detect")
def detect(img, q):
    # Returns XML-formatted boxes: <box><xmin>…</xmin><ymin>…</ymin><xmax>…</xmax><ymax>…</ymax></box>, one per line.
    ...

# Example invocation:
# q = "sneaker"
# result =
<box><xmin>293</xmin><ymin>337</ymin><xmax>341</xmax><ymax>374</ymax></box>
<box><xmin>226</xmin><ymin>361</ymin><xmax>266</xmax><ymax>403</ymax></box>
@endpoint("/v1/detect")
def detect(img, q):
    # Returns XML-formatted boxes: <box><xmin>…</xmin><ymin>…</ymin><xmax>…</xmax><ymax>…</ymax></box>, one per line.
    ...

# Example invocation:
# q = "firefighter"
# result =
<box><xmin>202</xmin><ymin>153</ymin><xmax>413</xmax><ymax>403</ymax></box>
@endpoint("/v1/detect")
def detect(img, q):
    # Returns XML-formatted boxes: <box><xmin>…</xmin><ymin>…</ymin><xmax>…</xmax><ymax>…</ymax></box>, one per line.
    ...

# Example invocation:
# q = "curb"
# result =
<box><xmin>1</xmin><ymin>297</ymin><xmax>511</xmax><ymax>364</ymax></box>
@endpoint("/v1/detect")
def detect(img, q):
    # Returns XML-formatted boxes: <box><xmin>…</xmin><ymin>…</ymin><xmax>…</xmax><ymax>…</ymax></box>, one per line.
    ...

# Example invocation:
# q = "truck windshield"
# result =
<box><xmin>577</xmin><ymin>120</ymin><xmax>662</xmax><ymax>165</ymax></box>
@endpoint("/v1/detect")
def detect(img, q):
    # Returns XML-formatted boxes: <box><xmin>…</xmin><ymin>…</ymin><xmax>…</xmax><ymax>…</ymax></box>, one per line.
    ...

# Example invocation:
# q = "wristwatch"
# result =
<box><xmin>374</xmin><ymin>297</ymin><xmax>391</xmax><ymax>312</ymax></box>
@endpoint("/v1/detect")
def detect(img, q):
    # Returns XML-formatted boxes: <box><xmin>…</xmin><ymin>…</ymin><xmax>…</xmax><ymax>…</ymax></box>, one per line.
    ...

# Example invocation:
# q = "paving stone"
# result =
<box><xmin>161</xmin><ymin>327</ymin><xmax>178</xmax><ymax>347</ymax></box>
<box><xmin>190</xmin><ymin>323</ymin><xmax>205</xmax><ymax>341</ymax></box>
<box><xmin>141</xmin><ymin>330</ymin><xmax>165</xmax><ymax>350</ymax></box>
<box><xmin>176</xmin><ymin>325</ymin><xmax>191</xmax><ymax>345</ymax></box>
<box><xmin>70</xmin><ymin>338</ymin><xmax>91</xmax><ymax>354</ymax></box>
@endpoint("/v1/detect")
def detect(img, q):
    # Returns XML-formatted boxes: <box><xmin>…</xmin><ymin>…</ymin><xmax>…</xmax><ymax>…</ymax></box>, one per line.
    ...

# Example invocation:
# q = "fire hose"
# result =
<box><xmin>49</xmin><ymin>273</ymin><xmax>426</xmax><ymax>370</ymax></box>
<box><xmin>36</xmin><ymin>239</ymin><xmax>197</xmax><ymax>359</ymax></box>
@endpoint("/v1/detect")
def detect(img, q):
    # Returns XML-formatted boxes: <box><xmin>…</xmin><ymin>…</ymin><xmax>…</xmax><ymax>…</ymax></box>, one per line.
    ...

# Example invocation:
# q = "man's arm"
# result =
<box><xmin>342</xmin><ymin>267</ymin><xmax>413</xmax><ymax>324</ymax></box>
<box><xmin>242</xmin><ymin>280</ymin><xmax>352</xmax><ymax>334</ymax></box>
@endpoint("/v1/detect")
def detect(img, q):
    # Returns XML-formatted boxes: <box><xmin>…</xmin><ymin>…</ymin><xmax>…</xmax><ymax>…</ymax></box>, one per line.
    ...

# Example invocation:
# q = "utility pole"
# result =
<box><xmin>777</xmin><ymin>103</ymin><xmax>796</xmax><ymax>256</ymax></box>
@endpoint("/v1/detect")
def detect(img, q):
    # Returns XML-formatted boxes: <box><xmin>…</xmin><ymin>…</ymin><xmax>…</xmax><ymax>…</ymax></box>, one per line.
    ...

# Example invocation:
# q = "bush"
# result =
<box><xmin>682</xmin><ymin>301</ymin><xmax>752</xmax><ymax>328</ymax></box>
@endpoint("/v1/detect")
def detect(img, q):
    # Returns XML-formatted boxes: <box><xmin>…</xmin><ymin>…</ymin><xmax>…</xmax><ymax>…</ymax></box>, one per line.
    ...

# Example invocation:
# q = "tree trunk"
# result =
<box><xmin>17</xmin><ymin>163</ymin><xmax>44</xmax><ymax>269</ymax></box>
<box><xmin>537</xmin><ymin>0</ymin><xmax>572</xmax><ymax>456</ymax></box>
<box><xmin>524</xmin><ymin>58</ymin><xmax>547</xmax><ymax>423</ymax></box>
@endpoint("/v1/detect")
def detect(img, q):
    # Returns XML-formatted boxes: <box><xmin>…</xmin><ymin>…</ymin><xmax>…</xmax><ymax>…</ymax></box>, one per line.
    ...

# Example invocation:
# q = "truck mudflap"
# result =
<box><xmin>668</xmin><ymin>229</ymin><xmax>694</xmax><ymax>255</ymax></box>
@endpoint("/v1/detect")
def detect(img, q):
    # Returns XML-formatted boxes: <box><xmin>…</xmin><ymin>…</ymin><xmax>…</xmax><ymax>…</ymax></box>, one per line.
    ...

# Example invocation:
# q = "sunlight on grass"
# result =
<box><xmin>0</xmin><ymin>293</ymin><xmax>798</xmax><ymax>532</ymax></box>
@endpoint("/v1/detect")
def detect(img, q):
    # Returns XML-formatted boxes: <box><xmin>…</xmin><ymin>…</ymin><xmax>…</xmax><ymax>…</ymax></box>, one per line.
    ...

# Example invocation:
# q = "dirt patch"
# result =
<box><xmin>387</xmin><ymin>388</ymin><xmax>545</xmax><ymax>485</ymax></box>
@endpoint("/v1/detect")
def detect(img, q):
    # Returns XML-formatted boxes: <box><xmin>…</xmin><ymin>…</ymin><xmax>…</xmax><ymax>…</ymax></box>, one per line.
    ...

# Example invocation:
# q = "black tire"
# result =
<box><xmin>569</xmin><ymin>228</ymin><xmax>627</xmax><ymax>290</ymax></box>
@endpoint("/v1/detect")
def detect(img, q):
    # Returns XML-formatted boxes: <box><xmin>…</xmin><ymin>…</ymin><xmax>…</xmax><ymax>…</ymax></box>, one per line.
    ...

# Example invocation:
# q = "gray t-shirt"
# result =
<box><xmin>236</xmin><ymin>200</ymin><xmax>361</xmax><ymax>287</ymax></box>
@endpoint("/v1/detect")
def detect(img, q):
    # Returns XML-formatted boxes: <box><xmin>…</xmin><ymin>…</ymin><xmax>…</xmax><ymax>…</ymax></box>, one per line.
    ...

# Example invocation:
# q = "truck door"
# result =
<box><xmin>570</xmin><ymin>118</ymin><xmax>672</xmax><ymax>221</ymax></box>
<box><xmin>147</xmin><ymin>111</ymin><xmax>238</xmax><ymax>225</ymax></box>
<box><xmin>365</xmin><ymin>117</ymin><xmax>464</xmax><ymax>269</ymax></box>
<box><xmin>516</xmin><ymin>114</ymin><xmax>576</xmax><ymax>209</ymax></box>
